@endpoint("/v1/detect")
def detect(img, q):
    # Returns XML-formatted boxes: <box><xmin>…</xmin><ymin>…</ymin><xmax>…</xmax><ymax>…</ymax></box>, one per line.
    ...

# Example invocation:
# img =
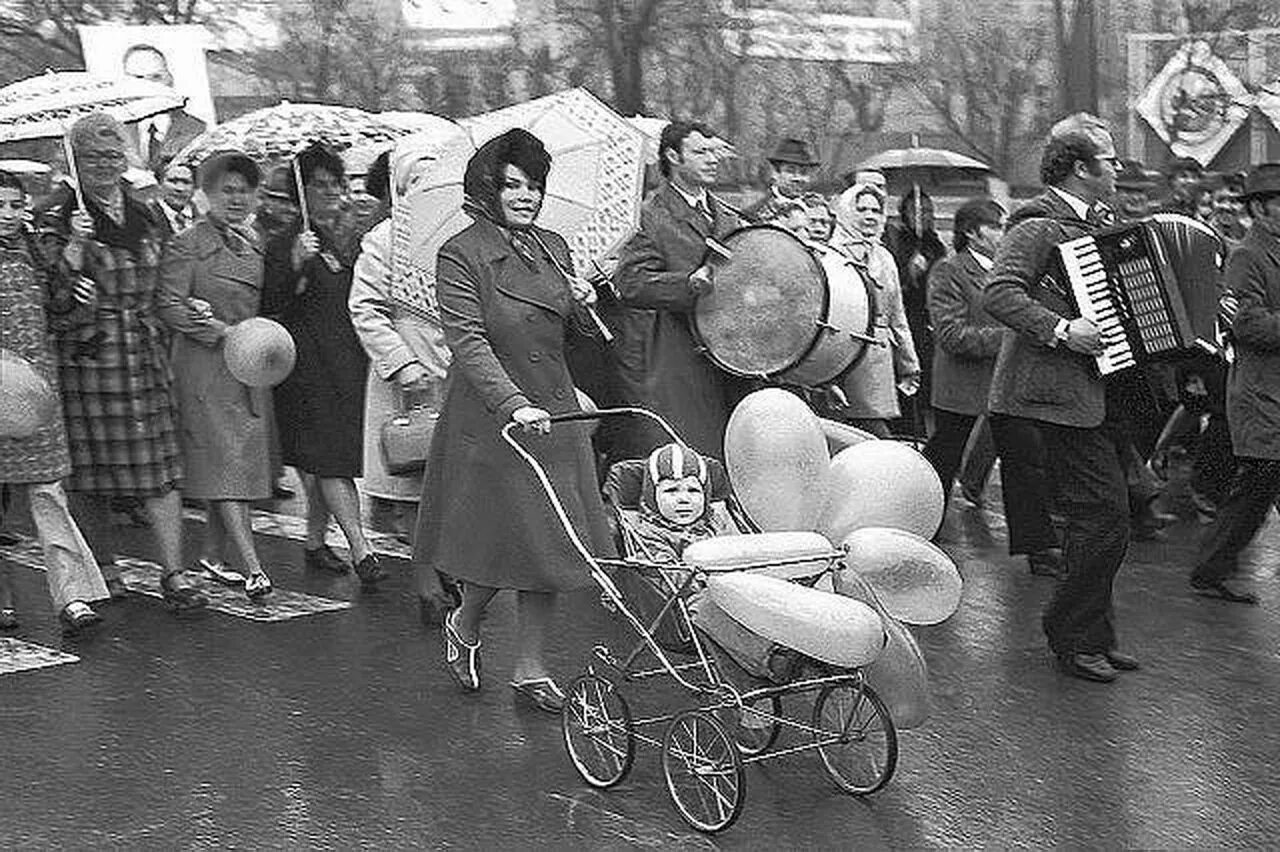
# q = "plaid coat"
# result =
<box><xmin>44</xmin><ymin>185</ymin><xmax>182</xmax><ymax>496</ymax></box>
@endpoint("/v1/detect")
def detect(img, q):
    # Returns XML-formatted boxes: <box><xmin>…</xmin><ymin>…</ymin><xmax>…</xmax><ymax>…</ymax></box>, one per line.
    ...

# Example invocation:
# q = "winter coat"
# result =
<box><xmin>611</xmin><ymin>181</ymin><xmax>743</xmax><ymax>458</ymax></box>
<box><xmin>1225</xmin><ymin>223</ymin><xmax>1280</xmax><ymax>460</ymax></box>
<box><xmin>412</xmin><ymin>217</ymin><xmax>613</xmax><ymax>592</ymax></box>
<box><xmin>984</xmin><ymin>190</ymin><xmax>1105</xmax><ymax>428</ymax></box>
<box><xmin>349</xmin><ymin>220</ymin><xmax>451</xmax><ymax>502</ymax></box>
<box><xmin>928</xmin><ymin>250</ymin><xmax>1005</xmax><ymax>416</ymax></box>
<box><xmin>835</xmin><ymin>241</ymin><xmax>919</xmax><ymax>419</ymax></box>
<box><xmin>157</xmin><ymin>218</ymin><xmax>270</xmax><ymax>501</ymax></box>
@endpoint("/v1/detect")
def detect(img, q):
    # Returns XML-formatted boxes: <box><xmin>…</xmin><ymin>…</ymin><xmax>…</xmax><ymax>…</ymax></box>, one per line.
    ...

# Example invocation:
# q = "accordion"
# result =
<box><xmin>1048</xmin><ymin>213</ymin><xmax>1226</xmax><ymax>375</ymax></box>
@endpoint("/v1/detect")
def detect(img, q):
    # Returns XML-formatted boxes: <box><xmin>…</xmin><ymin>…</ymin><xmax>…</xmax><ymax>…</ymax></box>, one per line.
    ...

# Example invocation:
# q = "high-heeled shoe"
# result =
<box><xmin>245</xmin><ymin>570</ymin><xmax>273</xmax><ymax>602</ymax></box>
<box><xmin>354</xmin><ymin>553</ymin><xmax>388</xmax><ymax>587</ymax></box>
<box><xmin>0</xmin><ymin>608</ymin><xmax>17</xmax><ymax>630</ymax></box>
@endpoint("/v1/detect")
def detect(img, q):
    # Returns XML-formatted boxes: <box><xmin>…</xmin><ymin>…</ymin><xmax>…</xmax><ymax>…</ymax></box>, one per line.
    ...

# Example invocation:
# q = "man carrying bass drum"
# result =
<box><xmin>612</xmin><ymin>121</ymin><xmax>743</xmax><ymax>460</ymax></box>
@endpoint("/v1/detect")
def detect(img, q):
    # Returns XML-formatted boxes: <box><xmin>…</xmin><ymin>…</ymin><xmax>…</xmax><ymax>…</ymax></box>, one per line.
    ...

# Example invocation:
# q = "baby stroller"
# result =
<box><xmin>503</xmin><ymin>407</ymin><xmax>898</xmax><ymax>834</ymax></box>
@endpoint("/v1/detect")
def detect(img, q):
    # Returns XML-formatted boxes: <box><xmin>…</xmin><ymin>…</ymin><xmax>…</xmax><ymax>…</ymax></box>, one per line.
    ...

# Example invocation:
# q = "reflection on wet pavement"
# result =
<box><xmin>1</xmin><ymin>477</ymin><xmax>1278</xmax><ymax>847</ymax></box>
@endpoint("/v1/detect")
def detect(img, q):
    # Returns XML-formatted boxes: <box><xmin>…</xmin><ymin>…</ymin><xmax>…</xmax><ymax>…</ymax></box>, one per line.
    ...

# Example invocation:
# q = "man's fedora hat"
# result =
<box><xmin>1238</xmin><ymin>162</ymin><xmax>1280</xmax><ymax>200</ymax></box>
<box><xmin>768</xmin><ymin>137</ymin><xmax>821</xmax><ymax>167</ymax></box>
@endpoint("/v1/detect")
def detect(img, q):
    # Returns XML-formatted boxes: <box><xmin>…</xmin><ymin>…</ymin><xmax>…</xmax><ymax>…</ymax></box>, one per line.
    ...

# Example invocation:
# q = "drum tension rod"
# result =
<box><xmin>813</xmin><ymin>321</ymin><xmax>884</xmax><ymax>347</ymax></box>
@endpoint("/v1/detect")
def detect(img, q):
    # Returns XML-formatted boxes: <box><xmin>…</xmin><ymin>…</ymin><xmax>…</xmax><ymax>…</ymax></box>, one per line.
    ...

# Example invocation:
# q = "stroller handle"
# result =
<box><xmin>542</xmin><ymin>405</ymin><xmax>684</xmax><ymax>443</ymax></box>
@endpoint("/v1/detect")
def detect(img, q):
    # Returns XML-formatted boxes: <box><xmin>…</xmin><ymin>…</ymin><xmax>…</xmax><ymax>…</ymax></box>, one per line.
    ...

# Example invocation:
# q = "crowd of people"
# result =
<box><xmin>0</xmin><ymin>103</ymin><xmax>1273</xmax><ymax>704</ymax></box>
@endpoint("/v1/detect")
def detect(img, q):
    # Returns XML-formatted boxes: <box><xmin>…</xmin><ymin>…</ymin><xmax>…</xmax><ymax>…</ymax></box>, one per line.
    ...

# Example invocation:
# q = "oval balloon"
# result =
<box><xmin>683</xmin><ymin>530</ymin><xmax>837</xmax><ymax>580</ymax></box>
<box><xmin>224</xmin><ymin>317</ymin><xmax>296</xmax><ymax>388</ymax></box>
<box><xmin>830</xmin><ymin>572</ymin><xmax>930</xmax><ymax>729</ymax></box>
<box><xmin>0</xmin><ymin>349</ymin><xmax>57</xmax><ymax>439</ymax></box>
<box><xmin>835</xmin><ymin>527</ymin><xmax>962</xmax><ymax>625</ymax></box>
<box><xmin>724</xmin><ymin>388</ymin><xmax>830</xmax><ymax>531</ymax></box>
<box><xmin>707</xmin><ymin>572</ymin><xmax>884</xmax><ymax>669</ymax></box>
<box><xmin>818</xmin><ymin>417</ymin><xmax>878</xmax><ymax>456</ymax></box>
<box><xmin>818</xmin><ymin>440</ymin><xmax>944</xmax><ymax>541</ymax></box>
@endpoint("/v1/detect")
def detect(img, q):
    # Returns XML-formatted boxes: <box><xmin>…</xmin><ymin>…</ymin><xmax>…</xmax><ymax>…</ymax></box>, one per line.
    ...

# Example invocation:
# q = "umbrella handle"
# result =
<box><xmin>60</xmin><ymin>134</ymin><xmax>87</xmax><ymax>214</ymax></box>
<box><xmin>292</xmin><ymin>159</ymin><xmax>311</xmax><ymax>233</ymax></box>
<box><xmin>527</xmin><ymin>229</ymin><xmax>614</xmax><ymax>344</ymax></box>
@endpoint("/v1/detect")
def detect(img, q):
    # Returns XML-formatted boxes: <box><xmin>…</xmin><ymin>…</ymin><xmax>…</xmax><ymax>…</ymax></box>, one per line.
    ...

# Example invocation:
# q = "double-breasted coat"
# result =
<box><xmin>611</xmin><ymin>181</ymin><xmax>743</xmax><ymax>458</ymax></box>
<box><xmin>834</xmin><ymin>241</ymin><xmax>919</xmax><ymax>419</ymax></box>
<box><xmin>43</xmin><ymin>185</ymin><xmax>183</xmax><ymax>497</ymax></box>
<box><xmin>261</xmin><ymin>220</ymin><xmax>368</xmax><ymax>478</ymax></box>
<box><xmin>1224</xmin><ymin>223</ymin><xmax>1280</xmax><ymax>460</ymax></box>
<box><xmin>927</xmin><ymin>249</ymin><xmax>1005</xmax><ymax>417</ymax></box>
<box><xmin>412</xmin><ymin>217</ymin><xmax>614</xmax><ymax>592</ymax></box>
<box><xmin>349</xmin><ymin>220</ymin><xmax>451</xmax><ymax>502</ymax></box>
<box><xmin>157</xmin><ymin>218</ymin><xmax>270</xmax><ymax>501</ymax></box>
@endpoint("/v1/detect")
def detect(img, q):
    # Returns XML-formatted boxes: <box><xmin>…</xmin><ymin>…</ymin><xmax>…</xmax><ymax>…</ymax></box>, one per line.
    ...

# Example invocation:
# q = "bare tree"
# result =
<box><xmin>890</xmin><ymin>2</ymin><xmax>1053</xmax><ymax>177</ymax></box>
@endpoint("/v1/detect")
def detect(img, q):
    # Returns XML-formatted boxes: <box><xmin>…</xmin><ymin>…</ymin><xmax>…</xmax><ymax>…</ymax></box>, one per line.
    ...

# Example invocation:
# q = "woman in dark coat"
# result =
<box><xmin>261</xmin><ymin>143</ymin><xmax>383</xmax><ymax>586</ymax></box>
<box><xmin>44</xmin><ymin>112</ymin><xmax>205</xmax><ymax>612</ymax></box>
<box><xmin>158</xmin><ymin>151</ymin><xmax>274</xmax><ymax>601</ymax></box>
<box><xmin>413</xmin><ymin>129</ymin><xmax>614</xmax><ymax>712</ymax></box>
<box><xmin>921</xmin><ymin>197</ymin><xmax>1006</xmax><ymax>500</ymax></box>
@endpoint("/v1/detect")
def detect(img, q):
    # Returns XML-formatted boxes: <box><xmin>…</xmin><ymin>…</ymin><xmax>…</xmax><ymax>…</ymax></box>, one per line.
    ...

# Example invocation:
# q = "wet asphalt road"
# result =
<box><xmin>2</xmin><ymin>478</ymin><xmax>1278</xmax><ymax>849</ymax></box>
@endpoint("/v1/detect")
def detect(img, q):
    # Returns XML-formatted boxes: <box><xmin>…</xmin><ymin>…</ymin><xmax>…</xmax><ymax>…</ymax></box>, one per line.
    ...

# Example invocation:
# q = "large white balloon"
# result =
<box><xmin>835</xmin><ymin>527</ymin><xmax>962</xmax><ymax>625</ymax></box>
<box><xmin>223</xmin><ymin>317</ymin><xmax>296</xmax><ymax>388</ymax></box>
<box><xmin>819</xmin><ymin>440</ymin><xmax>944</xmax><ymax>541</ymax></box>
<box><xmin>724</xmin><ymin>388</ymin><xmax>830</xmax><ymax>531</ymax></box>
<box><xmin>0</xmin><ymin>349</ymin><xmax>57</xmax><ymax>439</ymax></box>
<box><xmin>683</xmin><ymin>531</ymin><xmax>837</xmax><ymax>581</ymax></box>
<box><xmin>707</xmin><ymin>572</ymin><xmax>885</xmax><ymax>669</ymax></box>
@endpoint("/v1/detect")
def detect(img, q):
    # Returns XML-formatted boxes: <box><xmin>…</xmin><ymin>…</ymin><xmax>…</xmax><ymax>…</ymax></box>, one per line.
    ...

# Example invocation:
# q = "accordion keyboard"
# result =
<box><xmin>1060</xmin><ymin>237</ymin><xmax>1136</xmax><ymax>374</ymax></box>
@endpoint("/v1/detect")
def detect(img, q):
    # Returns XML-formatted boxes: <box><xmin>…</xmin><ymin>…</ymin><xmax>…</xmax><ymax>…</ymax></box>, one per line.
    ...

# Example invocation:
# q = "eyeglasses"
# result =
<box><xmin>1094</xmin><ymin>155</ymin><xmax>1121</xmax><ymax>168</ymax></box>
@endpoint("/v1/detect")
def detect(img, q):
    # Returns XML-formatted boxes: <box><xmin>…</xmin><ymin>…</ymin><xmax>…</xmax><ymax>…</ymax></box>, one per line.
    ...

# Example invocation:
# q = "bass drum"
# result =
<box><xmin>781</xmin><ymin>245</ymin><xmax>876</xmax><ymax>387</ymax></box>
<box><xmin>693</xmin><ymin>225</ymin><xmax>826</xmax><ymax>378</ymax></box>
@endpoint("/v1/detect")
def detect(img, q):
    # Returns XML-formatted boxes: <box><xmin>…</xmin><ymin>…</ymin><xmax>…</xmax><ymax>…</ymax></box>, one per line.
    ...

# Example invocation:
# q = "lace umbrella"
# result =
<box><xmin>0</xmin><ymin>70</ymin><xmax>184</xmax><ymax>143</ymax></box>
<box><xmin>173</xmin><ymin>102</ymin><xmax>418</xmax><ymax>167</ymax></box>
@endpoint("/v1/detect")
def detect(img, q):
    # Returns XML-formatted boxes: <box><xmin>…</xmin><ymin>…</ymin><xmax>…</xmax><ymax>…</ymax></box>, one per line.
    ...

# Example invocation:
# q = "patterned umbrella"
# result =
<box><xmin>173</xmin><ymin>102</ymin><xmax>417</xmax><ymax>167</ymax></box>
<box><xmin>460</xmin><ymin>88</ymin><xmax>649</xmax><ymax>278</ymax></box>
<box><xmin>0</xmin><ymin>71</ymin><xmax>185</xmax><ymax>143</ymax></box>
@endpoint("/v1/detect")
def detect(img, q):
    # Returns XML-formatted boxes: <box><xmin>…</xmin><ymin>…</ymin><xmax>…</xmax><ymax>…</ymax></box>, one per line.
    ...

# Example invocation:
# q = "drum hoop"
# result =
<box><xmin>834</xmin><ymin>258</ymin><xmax>880</xmax><ymax>378</ymax></box>
<box><xmin>693</xmin><ymin>224</ymin><xmax>827</xmax><ymax>379</ymax></box>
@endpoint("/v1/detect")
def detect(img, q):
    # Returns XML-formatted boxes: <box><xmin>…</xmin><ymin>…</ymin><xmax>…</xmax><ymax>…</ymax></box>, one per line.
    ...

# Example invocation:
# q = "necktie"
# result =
<box><xmin>147</xmin><ymin>122</ymin><xmax>162</xmax><ymax>165</ymax></box>
<box><xmin>175</xmin><ymin>208</ymin><xmax>188</xmax><ymax>231</ymax></box>
<box><xmin>696</xmin><ymin>199</ymin><xmax>713</xmax><ymax>224</ymax></box>
<box><xmin>1088</xmin><ymin>202</ymin><xmax>1115</xmax><ymax>228</ymax></box>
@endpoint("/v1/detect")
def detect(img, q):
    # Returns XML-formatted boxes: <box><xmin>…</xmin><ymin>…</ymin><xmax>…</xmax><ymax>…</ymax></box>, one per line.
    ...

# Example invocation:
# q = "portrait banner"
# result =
<box><xmin>78</xmin><ymin>24</ymin><xmax>216</xmax><ymax>127</ymax></box>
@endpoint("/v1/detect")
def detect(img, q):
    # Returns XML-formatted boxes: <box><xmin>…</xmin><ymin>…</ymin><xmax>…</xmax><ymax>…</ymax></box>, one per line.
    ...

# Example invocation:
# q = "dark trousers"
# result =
<box><xmin>1192</xmin><ymin>457</ymin><xmax>1280</xmax><ymax>583</ymax></box>
<box><xmin>1191</xmin><ymin>414</ymin><xmax>1236</xmax><ymax>504</ymax></box>
<box><xmin>989</xmin><ymin>414</ymin><xmax>1058</xmax><ymax>555</ymax></box>
<box><xmin>1039</xmin><ymin>418</ymin><xmax>1130</xmax><ymax>657</ymax></box>
<box><xmin>922</xmin><ymin>408</ymin><xmax>978</xmax><ymax>499</ymax></box>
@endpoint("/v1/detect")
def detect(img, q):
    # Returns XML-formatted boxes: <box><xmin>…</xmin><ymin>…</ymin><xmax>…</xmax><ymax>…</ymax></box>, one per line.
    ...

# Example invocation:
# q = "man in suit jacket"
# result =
<box><xmin>983</xmin><ymin>113</ymin><xmax>1141</xmax><ymax>684</ymax></box>
<box><xmin>123</xmin><ymin>44</ymin><xmax>208</xmax><ymax>170</ymax></box>
<box><xmin>612</xmin><ymin>120</ymin><xmax>742</xmax><ymax>458</ymax></box>
<box><xmin>742</xmin><ymin>137</ymin><xmax>821</xmax><ymax>223</ymax></box>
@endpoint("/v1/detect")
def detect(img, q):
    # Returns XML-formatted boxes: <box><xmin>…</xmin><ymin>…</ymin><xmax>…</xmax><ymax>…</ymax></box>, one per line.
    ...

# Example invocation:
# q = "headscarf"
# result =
<box><xmin>834</xmin><ymin>182</ymin><xmax>887</xmax><ymax>242</ymax></box>
<box><xmin>640</xmin><ymin>443</ymin><xmax>712</xmax><ymax>526</ymax></box>
<box><xmin>461</xmin><ymin>128</ymin><xmax>551</xmax><ymax>230</ymax></box>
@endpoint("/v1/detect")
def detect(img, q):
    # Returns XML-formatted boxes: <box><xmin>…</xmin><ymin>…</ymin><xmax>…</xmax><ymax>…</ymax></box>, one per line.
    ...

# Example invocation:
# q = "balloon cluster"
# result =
<box><xmin>719</xmin><ymin>388</ymin><xmax>961</xmax><ymax>729</ymax></box>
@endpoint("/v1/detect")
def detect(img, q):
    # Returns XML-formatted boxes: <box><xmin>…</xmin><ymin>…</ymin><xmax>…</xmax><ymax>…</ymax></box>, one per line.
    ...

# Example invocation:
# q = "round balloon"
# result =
<box><xmin>835</xmin><ymin>527</ymin><xmax>962</xmax><ymax>625</ymax></box>
<box><xmin>818</xmin><ymin>440</ymin><xmax>944</xmax><ymax>541</ymax></box>
<box><xmin>724</xmin><ymin>388</ymin><xmax>830</xmax><ymax>531</ymax></box>
<box><xmin>0</xmin><ymin>349</ymin><xmax>57</xmax><ymax>439</ymax></box>
<box><xmin>224</xmin><ymin>318</ymin><xmax>296</xmax><ymax>387</ymax></box>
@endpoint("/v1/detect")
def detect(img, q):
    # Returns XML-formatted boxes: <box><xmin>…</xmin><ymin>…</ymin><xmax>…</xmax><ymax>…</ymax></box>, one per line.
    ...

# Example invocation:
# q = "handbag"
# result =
<box><xmin>379</xmin><ymin>384</ymin><xmax>439</xmax><ymax>476</ymax></box>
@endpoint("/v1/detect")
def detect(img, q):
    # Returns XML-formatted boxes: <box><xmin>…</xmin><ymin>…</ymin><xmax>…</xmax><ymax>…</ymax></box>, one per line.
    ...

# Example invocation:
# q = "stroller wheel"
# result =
<box><xmin>561</xmin><ymin>675</ymin><xmax>634</xmax><ymax>789</ymax></box>
<box><xmin>661</xmin><ymin>710</ymin><xmax>745</xmax><ymax>834</ymax></box>
<box><xmin>812</xmin><ymin>681</ymin><xmax>898</xmax><ymax>795</ymax></box>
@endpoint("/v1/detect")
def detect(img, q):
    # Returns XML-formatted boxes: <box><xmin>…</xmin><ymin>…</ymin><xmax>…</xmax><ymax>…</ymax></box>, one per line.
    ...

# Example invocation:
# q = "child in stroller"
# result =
<box><xmin>603</xmin><ymin>442</ymin><xmax>802</xmax><ymax>686</ymax></box>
